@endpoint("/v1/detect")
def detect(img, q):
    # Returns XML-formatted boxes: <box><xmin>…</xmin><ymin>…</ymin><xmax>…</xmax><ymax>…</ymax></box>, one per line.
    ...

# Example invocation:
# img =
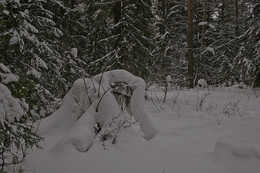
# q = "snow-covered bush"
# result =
<box><xmin>0</xmin><ymin>63</ymin><xmax>42</xmax><ymax>172</ymax></box>
<box><xmin>37</xmin><ymin>70</ymin><xmax>157</xmax><ymax>152</ymax></box>
<box><xmin>93</xmin><ymin>70</ymin><xmax>157</xmax><ymax>140</ymax></box>
<box><xmin>197</xmin><ymin>79</ymin><xmax>208</xmax><ymax>88</ymax></box>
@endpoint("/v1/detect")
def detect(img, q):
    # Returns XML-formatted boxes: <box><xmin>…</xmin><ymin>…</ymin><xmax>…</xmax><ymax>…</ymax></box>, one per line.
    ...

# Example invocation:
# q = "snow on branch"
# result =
<box><xmin>0</xmin><ymin>84</ymin><xmax>24</xmax><ymax>126</ymax></box>
<box><xmin>0</xmin><ymin>63</ymin><xmax>11</xmax><ymax>73</ymax></box>
<box><xmin>0</xmin><ymin>63</ymin><xmax>19</xmax><ymax>84</ymax></box>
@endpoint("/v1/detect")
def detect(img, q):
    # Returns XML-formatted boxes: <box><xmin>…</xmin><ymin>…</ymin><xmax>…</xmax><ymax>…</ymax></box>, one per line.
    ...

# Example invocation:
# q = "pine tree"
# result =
<box><xmin>0</xmin><ymin>1</ymin><xmax>45</xmax><ymax>165</ymax></box>
<box><xmin>190</xmin><ymin>0</ymin><xmax>245</xmax><ymax>86</ymax></box>
<box><xmin>187</xmin><ymin>0</ymin><xmax>194</xmax><ymax>88</ymax></box>
<box><xmin>234</xmin><ymin>1</ymin><xmax>260</xmax><ymax>87</ymax></box>
<box><xmin>83</xmin><ymin>0</ymin><xmax>111</xmax><ymax>76</ymax></box>
<box><xmin>0</xmin><ymin>62</ymin><xmax>42</xmax><ymax>172</ymax></box>
<box><xmin>153</xmin><ymin>0</ymin><xmax>188</xmax><ymax>86</ymax></box>
<box><xmin>91</xmin><ymin>0</ymin><xmax>155</xmax><ymax>79</ymax></box>
<box><xmin>192</xmin><ymin>0</ymin><xmax>220</xmax><ymax>85</ymax></box>
<box><xmin>55</xmin><ymin>0</ymin><xmax>89</xmax><ymax>86</ymax></box>
<box><xmin>212</xmin><ymin>0</ymin><xmax>240</xmax><ymax>85</ymax></box>
<box><xmin>0</xmin><ymin>0</ymin><xmax>64</xmax><ymax>117</ymax></box>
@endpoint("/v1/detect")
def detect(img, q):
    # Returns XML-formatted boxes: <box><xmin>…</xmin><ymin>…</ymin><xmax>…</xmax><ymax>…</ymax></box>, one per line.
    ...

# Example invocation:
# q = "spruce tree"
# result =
<box><xmin>0</xmin><ymin>0</ymin><xmax>64</xmax><ymax>117</ymax></box>
<box><xmin>234</xmin><ymin>1</ymin><xmax>260</xmax><ymax>87</ymax></box>
<box><xmin>91</xmin><ymin>0</ymin><xmax>155</xmax><ymax>79</ymax></box>
<box><xmin>153</xmin><ymin>0</ymin><xmax>188</xmax><ymax>86</ymax></box>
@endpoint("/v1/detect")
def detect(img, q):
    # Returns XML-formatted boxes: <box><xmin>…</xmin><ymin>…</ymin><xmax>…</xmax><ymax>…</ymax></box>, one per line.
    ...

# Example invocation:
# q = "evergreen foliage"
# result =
<box><xmin>235</xmin><ymin>2</ymin><xmax>260</xmax><ymax>87</ymax></box>
<box><xmin>89</xmin><ymin>0</ymin><xmax>155</xmax><ymax>79</ymax></box>
<box><xmin>0</xmin><ymin>0</ymin><xmax>63</xmax><ymax>117</ymax></box>
<box><xmin>153</xmin><ymin>0</ymin><xmax>187</xmax><ymax>85</ymax></box>
<box><xmin>0</xmin><ymin>62</ymin><xmax>42</xmax><ymax>172</ymax></box>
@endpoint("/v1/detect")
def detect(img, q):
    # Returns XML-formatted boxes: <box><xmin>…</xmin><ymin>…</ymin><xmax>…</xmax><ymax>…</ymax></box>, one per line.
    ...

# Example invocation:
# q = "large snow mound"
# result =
<box><xmin>214</xmin><ymin>137</ymin><xmax>260</xmax><ymax>160</ymax></box>
<box><xmin>36</xmin><ymin>70</ymin><xmax>156</xmax><ymax>153</ymax></box>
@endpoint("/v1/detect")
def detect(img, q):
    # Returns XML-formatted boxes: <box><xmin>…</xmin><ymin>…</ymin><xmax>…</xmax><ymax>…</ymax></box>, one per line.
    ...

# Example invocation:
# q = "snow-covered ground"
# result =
<box><xmin>22</xmin><ymin>86</ymin><xmax>260</xmax><ymax>173</ymax></box>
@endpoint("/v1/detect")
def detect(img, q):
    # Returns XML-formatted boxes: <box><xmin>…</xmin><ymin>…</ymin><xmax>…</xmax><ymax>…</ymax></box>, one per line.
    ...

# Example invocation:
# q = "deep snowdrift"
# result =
<box><xmin>22</xmin><ymin>86</ymin><xmax>260</xmax><ymax>173</ymax></box>
<box><xmin>36</xmin><ymin>70</ymin><xmax>156</xmax><ymax>153</ymax></box>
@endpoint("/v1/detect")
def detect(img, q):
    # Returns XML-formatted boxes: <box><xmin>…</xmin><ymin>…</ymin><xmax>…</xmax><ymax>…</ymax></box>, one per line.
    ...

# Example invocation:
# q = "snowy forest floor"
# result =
<box><xmin>22</xmin><ymin>86</ymin><xmax>260</xmax><ymax>173</ymax></box>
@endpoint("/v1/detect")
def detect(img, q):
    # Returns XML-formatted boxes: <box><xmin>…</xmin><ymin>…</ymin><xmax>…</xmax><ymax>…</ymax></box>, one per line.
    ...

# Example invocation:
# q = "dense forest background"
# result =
<box><xmin>0</xmin><ymin>0</ymin><xmax>259</xmax><ymax>116</ymax></box>
<box><xmin>0</xmin><ymin>0</ymin><xmax>259</xmax><ymax>170</ymax></box>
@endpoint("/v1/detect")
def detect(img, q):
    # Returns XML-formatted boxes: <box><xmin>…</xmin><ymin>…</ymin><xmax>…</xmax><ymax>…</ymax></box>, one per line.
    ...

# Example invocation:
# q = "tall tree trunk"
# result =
<box><xmin>187</xmin><ymin>0</ymin><xmax>194</xmax><ymax>88</ymax></box>
<box><xmin>114</xmin><ymin>0</ymin><xmax>122</xmax><ymax>35</ymax></box>
<box><xmin>113</xmin><ymin>0</ymin><xmax>122</xmax><ymax>52</ymax></box>
<box><xmin>235</xmin><ymin>0</ymin><xmax>239</xmax><ymax>37</ymax></box>
<box><xmin>162</xmin><ymin>0</ymin><xmax>166</xmax><ymax>20</ymax></box>
<box><xmin>221</xmin><ymin>0</ymin><xmax>224</xmax><ymax>26</ymax></box>
<box><xmin>62</xmin><ymin>0</ymin><xmax>76</xmax><ymax>35</ymax></box>
<box><xmin>158</xmin><ymin>0</ymin><xmax>168</xmax><ymax>80</ymax></box>
<box><xmin>193</xmin><ymin>0</ymin><xmax>199</xmax><ymax>85</ymax></box>
<box><xmin>63</xmin><ymin>0</ymin><xmax>75</xmax><ymax>8</ymax></box>
<box><xmin>254</xmin><ymin>2</ymin><xmax>259</xmax><ymax>19</ymax></box>
<box><xmin>235</xmin><ymin>0</ymin><xmax>239</xmax><ymax>53</ymax></box>
<box><xmin>201</xmin><ymin>1</ymin><xmax>206</xmax><ymax>47</ymax></box>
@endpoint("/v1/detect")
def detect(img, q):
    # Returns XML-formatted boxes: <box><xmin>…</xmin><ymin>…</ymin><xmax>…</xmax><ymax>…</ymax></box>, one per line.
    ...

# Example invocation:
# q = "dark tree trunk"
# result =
<box><xmin>235</xmin><ymin>0</ymin><xmax>239</xmax><ymax>37</ymax></box>
<box><xmin>114</xmin><ymin>1</ymin><xmax>122</xmax><ymax>35</ymax></box>
<box><xmin>187</xmin><ymin>0</ymin><xmax>194</xmax><ymax>88</ymax></box>
<box><xmin>253</xmin><ymin>69</ymin><xmax>260</xmax><ymax>88</ymax></box>
<box><xmin>62</xmin><ymin>0</ymin><xmax>76</xmax><ymax>35</ymax></box>
<box><xmin>201</xmin><ymin>1</ymin><xmax>206</xmax><ymax>47</ymax></box>
<box><xmin>221</xmin><ymin>0</ymin><xmax>224</xmax><ymax>26</ymax></box>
